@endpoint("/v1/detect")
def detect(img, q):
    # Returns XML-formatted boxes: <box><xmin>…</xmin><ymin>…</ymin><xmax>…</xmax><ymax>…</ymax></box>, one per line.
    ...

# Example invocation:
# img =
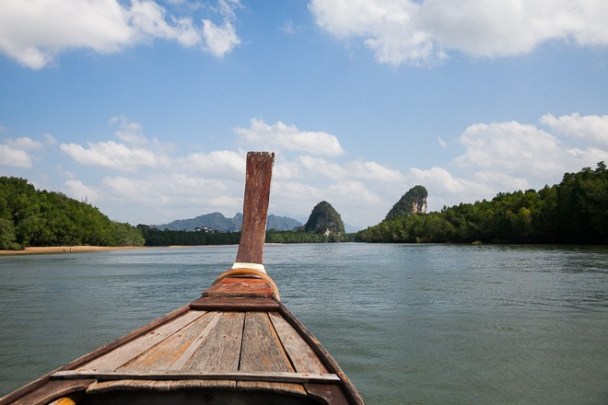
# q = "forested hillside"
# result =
<box><xmin>0</xmin><ymin>177</ymin><xmax>144</xmax><ymax>249</ymax></box>
<box><xmin>304</xmin><ymin>201</ymin><xmax>345</xmax><ymax>242</ymax></box>
<box><xmin>356</xmin><ymin>162</ymin><xmax>608</xmax><ymax>244</ymax></box>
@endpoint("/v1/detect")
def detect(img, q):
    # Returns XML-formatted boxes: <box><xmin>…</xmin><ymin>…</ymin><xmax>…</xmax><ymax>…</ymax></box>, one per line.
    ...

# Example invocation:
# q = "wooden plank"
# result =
<box><xmin>237</xmin><ymin>381</ymin><xmax>306</xmax><ymax>396</ymax></box>
<box><xmin>86</xmin><ymin>379</ymin><xmax>235</xmax><ymax>394</ymax></box>
<box><xmin>53</xmin><ymin>370</ymin><xmax>340</xmax><ymax>384</ymax></box>
<box><xmin>78</xmin><ymin>310</ymin><xmax>206</xmax><ymax>371</ymax></box>
<box><xmin>64</xmin><ymin>304</ymin><xmax>193</xmax><ymax>371</ymax></box>
<box><xmin>239</xmin><ymin>312</ymin><xmax>306</xmax><ymax>395</ymax></box>
<box><xmin>269</xmin><ymin>312</ymin><xmax>328</xmax><ymax>374</ymax></box>
<box><xmin>190</xmin><ymin>296</ymin><xmax>279</xmax><ymax>311</ymax></box>
<box><xmin>117</xmin><ymin>312</ymin><xmax>222</xmax><ymax>371</ymax></box>
<box><xmin>184</xmin><ymin>312</ymin><xmax>244</xmax><ymax>372</ymax></box>
<box><xmin>203</xmin><ymin>277</ymin><xmax>275</xmax><ymax>298</ymax></box>
<box><xmin>239</xmin><ymin>312</ymin><xmax>292</xmax><ymax>373</ymax></box>
<box><xmin>235</xmin><ymin>152</ymin><xmax>274</xmax><ymax>265</ymax></box>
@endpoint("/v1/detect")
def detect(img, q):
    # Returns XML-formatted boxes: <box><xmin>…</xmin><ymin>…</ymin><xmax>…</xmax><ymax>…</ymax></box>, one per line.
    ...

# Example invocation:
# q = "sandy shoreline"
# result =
<box><xmin>0</xmin><ymin>246</ymin><xmax>143</xmax><ymax>256</ymax></box>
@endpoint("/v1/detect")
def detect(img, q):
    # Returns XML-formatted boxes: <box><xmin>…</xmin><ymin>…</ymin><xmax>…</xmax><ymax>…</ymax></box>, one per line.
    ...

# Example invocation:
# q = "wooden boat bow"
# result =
<box><xmin>0</xmin><ymin>152</ymin><xmax>365</xmax><ymax>405</ymax></box>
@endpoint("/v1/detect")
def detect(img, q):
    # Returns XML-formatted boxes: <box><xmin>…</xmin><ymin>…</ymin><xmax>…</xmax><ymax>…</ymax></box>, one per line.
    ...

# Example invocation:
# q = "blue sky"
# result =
<box><xmin>1</xmin><ymin>0</ymin><xmax>607</xmax><ymax>229</ymax></box>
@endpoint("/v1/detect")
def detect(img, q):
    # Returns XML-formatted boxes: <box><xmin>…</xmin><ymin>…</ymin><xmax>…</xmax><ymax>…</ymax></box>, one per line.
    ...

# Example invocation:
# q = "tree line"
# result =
<box><xmin>138</xmin><ymin>226</ymin><xmax>346</xmax><ymax>246</ymax></box>
<box><xmin>0</xmin><ymin>177</ymin><xmax>144</xmax><ymax>249</ymax></box>
<box><xmin>356</xmin><ymin>162</ymin><xmax>608</xmax><ymax>244</ymax></box>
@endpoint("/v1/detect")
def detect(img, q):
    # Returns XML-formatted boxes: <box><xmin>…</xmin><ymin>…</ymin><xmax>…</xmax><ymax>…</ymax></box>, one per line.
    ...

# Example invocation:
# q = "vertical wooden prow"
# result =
<box><xmin>233</xmin><ymin>152</ymin><xmax>274</xmax><ymax>273</ymax></box>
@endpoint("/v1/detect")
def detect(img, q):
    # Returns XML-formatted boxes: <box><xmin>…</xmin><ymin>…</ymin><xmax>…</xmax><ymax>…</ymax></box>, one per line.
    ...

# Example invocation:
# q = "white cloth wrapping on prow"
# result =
<box><xmin>231</xmin><ymin>262</ymin><xmax>266</xmax><ymax>274</ymax></box>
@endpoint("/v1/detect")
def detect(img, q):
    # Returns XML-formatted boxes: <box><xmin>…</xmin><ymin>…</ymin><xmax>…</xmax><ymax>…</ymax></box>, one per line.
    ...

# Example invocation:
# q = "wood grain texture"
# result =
<box><xmin>239</xmin><ymin>312</ymin><xmax>292</xmax><ymax>373</ymax></box>
<box><xmin>203</xmin><ymin>277</ymin><xmax>275</xmax><ymax>298</ymax></box>
<box><xmin>85</xmin><ymin>379</ymin><xmax>235</xmax><ymax>394</ymax></box>
<box><xmin>239</xmin><ymin>311</ymin><xmax>306</xmax><ymax>395</ymax></box>
<box><xmin>53</xmin><ymin>370</ymin><xmax>339</xmax><ymax>384</ymax></box>
<box><xmin>190</xmin><ymin>296</ymin><xmax>279</xmax><ymax>311</ymax></box>
<box><xmin>235</xmin><ymin>152</ymin><xmax>274</xmax><ymax>265</ymax></box>
<box><xmin>184</xmin><ymin>312</ymin><xmax>245</xmax><ymax>372</ymax></box>
<box><xmin>79</xmin><ymin>310</ymin><xmax>206</xmax><ymax>372</ymax></box>
<box><xmin>269</xmin><ymin>312</ymin><xmax>328</xmax><ymax>374</ymax></box>
<box><xmin>118</xmin><ymin>312</ymin><xmax>221</xmax><ymax>371</ymax></box>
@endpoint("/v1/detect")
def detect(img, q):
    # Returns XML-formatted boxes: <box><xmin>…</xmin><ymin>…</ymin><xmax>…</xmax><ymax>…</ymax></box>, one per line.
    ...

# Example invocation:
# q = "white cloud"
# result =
<box><xmin>540</xmin><ymin>113</ymin><xmax>608</xmax><ymax>146</ymax></box>
<box><xmin>109</xmin><ymin>116</ymin><xmax>147</xmax><ymax>145</ymax></box>
<box><xmin>0</xmin><ymin>137</ymin><xmax>42</xmax><ymax>168</ymax></box>
<box><xmin>60</xmin><ymin>140</ymin><xmax>168</xmax><ymax>171</ymax></box>
<box><xmin>201</xmin><ymin>0</ymin><xmax>241</xmax><ymax>57</ymax></box>
<box><xmin>202</xmin><ymin>20</ymin><xmax>240</xmax><ymax>57</ymax></box>
<box><xmin>235</xmin><ymin>118</ymin><xmax>345</xmax><ymax>156</ymax></box>
<box><xmin>453</xmin><ymin>121</ymin><xmax>568</xmax><ymax>178</ymax></box>
<box><xmin>0</xmin><ymin>144</ymin><xmax>32</xmax><ymax>168</ymax></box>
<box><xmin>0</xmin><ymin>0</ymin><xmax>241</xmax><ymax>69</ymax></box>
<box><xmin>65</xmin><ymin>179</ymin><xmax>100</xmax><ymax>202</ymax></box>
<box><xmin>297</xmin><ymin>155</ymin><xmax>347</xmax><ymax>180</ymax></box>
<box><xmin>309</xmin><ymin>0</ymin><xmax>608</xmax><ymax>65</ymax></box>
<box><xmin>7</xmin><ymin>137</ymin><xmax>43</xmax><ymax>149</ymax></box>
<box><xmin>348</xmin><ymin>160</ymin><xmax>404</xmax><ymax>183</ymax></box>
<box><xmin>179</xmin><ymin>150</ymin><xmax>245</xmax><ymax>177</ymax></box>
<box><xmin>407</xmin><ymin>114</ymin><xmax>608</xmax><ymax>211</ymax></box>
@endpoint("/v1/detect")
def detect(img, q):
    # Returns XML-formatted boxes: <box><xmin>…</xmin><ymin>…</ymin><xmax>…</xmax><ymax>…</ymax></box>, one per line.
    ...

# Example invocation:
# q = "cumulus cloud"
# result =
<box><xmin>410</xmin><ymin>113</ymin><xmax>608</xmax><ymax>210</ymax></box>
<box><xmin>0</xmin><ymin>0</ymin><xmax>241</xmax><ymax>69</ymax></box>
<box><xmin>0</xmin><ymin>137</ymin><xmax>42</xmax><ymax>168</ymax></box>
<box><xmin>453</xmin><ymin>121</ymin><xmax>570</xmax><ymax>178</ymax></box>
<box><xmin>17</xmin><ymin>112</ymin><xmax>608</xmax><ymax>228</ymax></box>
<box><xmin>309</xmin><ymin>0</ymin><xmax>608</xmax><ymax>65</ymax></box>
<box><xmin>60</xmin><ymin>141</ymin><xmax>168</xmax><ymax>171</ymax></box>
<box><xmin>202</xmin><ymin>20</ymin><xmax>240</xmax><ymax>57</ymax></box>
<box><xmin>540</xmin><ymin>113</ymin><xmax>608</xmax><ymax>146</ymax></box>
<box><xmin>0</xmin><ymin>144</ymin><xmax>32</xmax><ymax>168</ymax></box>
<box><xmin>179</xmin><ymin>150</ymin><xmax>245</xmax><ymax>177</ymax></box>
<box><xmin>201</xmin><ymin>0</ymin><xmax>241</xmax><ymax>57</ymax></box>
<box><xmin>235</xmin><ymin>119</ymin><xmax>345</xmax><ymax>156</ymax></box>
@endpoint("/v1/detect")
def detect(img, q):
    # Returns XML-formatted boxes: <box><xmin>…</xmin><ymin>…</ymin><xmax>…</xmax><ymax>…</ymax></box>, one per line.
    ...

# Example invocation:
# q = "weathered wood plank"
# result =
<box><xmin>235</xmin><ymin>152</ymin><xmax>274</xmax><ymax>265</ymax></box>
<box><xmin>117</xmin><ymin>312</ymin><xmax>221</xmax><ymax>371</ymax></box>
<box><xmin>190</xmin><ymin>296</ymin><xmax>279</xmax><ymax>311</ymax></box>
<box><xmin>237</xmin><ymin>380</ymin><xmax>307</xmax><ymax>396</ymax></box>
<box><xmin>79</xmin><ymin>310</ymin><xmax>206</xmax><ymax>371</ymax></box>
<box><xmin>86</xmin><ymin>379</ymin><xmax>235</xmax><ymax>394</ymax></box>
<box><xmin>239</xmin><ymin>312</ymin><xmax>292</xmax><ymax>373</ymax></box>
<box><xmin>52</xmin><ymin>370</ymin><xmax>340</xmax><ymax>384</ymax></box>
<box><xmin>203</xmin><ymin>277</ymin><xmax>275</xmax><ymax>298</ymax></box>
<box><xmin>239</xmin><ymin>312</ymin><xmax>307</xmax><ymax>395</ymax></box>
<box><xmin>184</xmin><ymin>312</ymin><xmax>244</xmax><ymax>372</ymax></box>
<box><xmin>269</xmin><ymin>312</ymin><xmax>328</xmax><ymax>374</ymax></box>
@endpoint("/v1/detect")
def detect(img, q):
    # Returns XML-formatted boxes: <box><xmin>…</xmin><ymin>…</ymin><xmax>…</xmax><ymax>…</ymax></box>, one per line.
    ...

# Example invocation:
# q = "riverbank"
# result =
<box><xmin>0</xmin><ymin>246</ymin><xmax>142</xmax><ymax>256</ymax></box>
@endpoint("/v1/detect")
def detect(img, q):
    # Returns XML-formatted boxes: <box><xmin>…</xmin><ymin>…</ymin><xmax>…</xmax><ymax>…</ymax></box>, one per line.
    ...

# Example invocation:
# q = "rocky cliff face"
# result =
<box><xmin>385</xmin><ymin>185</ymin><xmax>428</xmax><ymax>221</ymax></box>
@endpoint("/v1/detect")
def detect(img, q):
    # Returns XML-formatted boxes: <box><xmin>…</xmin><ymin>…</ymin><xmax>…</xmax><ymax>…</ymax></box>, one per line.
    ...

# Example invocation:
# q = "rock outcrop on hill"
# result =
<box><xmin>385</xmin><ymin>185</ymin><xmax>428</xmax><ymax>221</ymax></box>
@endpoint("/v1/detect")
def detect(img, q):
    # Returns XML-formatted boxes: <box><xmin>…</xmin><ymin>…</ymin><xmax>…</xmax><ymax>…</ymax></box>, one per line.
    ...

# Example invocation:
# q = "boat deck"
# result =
<box><xmin>4</xmin><ymin>273</ymin><xmax>362</xmax><ymax>405</ymax></box>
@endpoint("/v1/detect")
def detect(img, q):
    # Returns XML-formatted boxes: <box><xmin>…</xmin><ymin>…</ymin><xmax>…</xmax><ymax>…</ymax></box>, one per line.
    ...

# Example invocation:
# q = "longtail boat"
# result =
<box><xmin>0</xmin><ymin>152</ymin><xmax>365</xmax><ymax>405</ymax></box>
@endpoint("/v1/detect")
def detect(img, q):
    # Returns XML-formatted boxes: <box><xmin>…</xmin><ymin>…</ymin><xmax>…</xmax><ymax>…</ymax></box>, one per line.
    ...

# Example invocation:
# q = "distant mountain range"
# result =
<box><xmin>154</xmin><ymin>212</ymin><xmax>302</xmax><ymax>232</ymax></box>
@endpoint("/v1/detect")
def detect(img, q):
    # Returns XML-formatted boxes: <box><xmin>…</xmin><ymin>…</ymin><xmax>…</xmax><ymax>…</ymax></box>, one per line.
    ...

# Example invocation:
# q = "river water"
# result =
<box><xmin>1</xmin><ymin>244</ymin><xmax>607</xmax><ymax>404</ymax></box>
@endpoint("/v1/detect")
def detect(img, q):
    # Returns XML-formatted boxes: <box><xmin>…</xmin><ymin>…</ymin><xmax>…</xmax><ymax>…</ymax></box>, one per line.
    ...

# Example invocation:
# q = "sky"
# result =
<box><xmin>1</xmin><ymin>0</ymin><xmax>607</xmax><ymax>230</ymax></box>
